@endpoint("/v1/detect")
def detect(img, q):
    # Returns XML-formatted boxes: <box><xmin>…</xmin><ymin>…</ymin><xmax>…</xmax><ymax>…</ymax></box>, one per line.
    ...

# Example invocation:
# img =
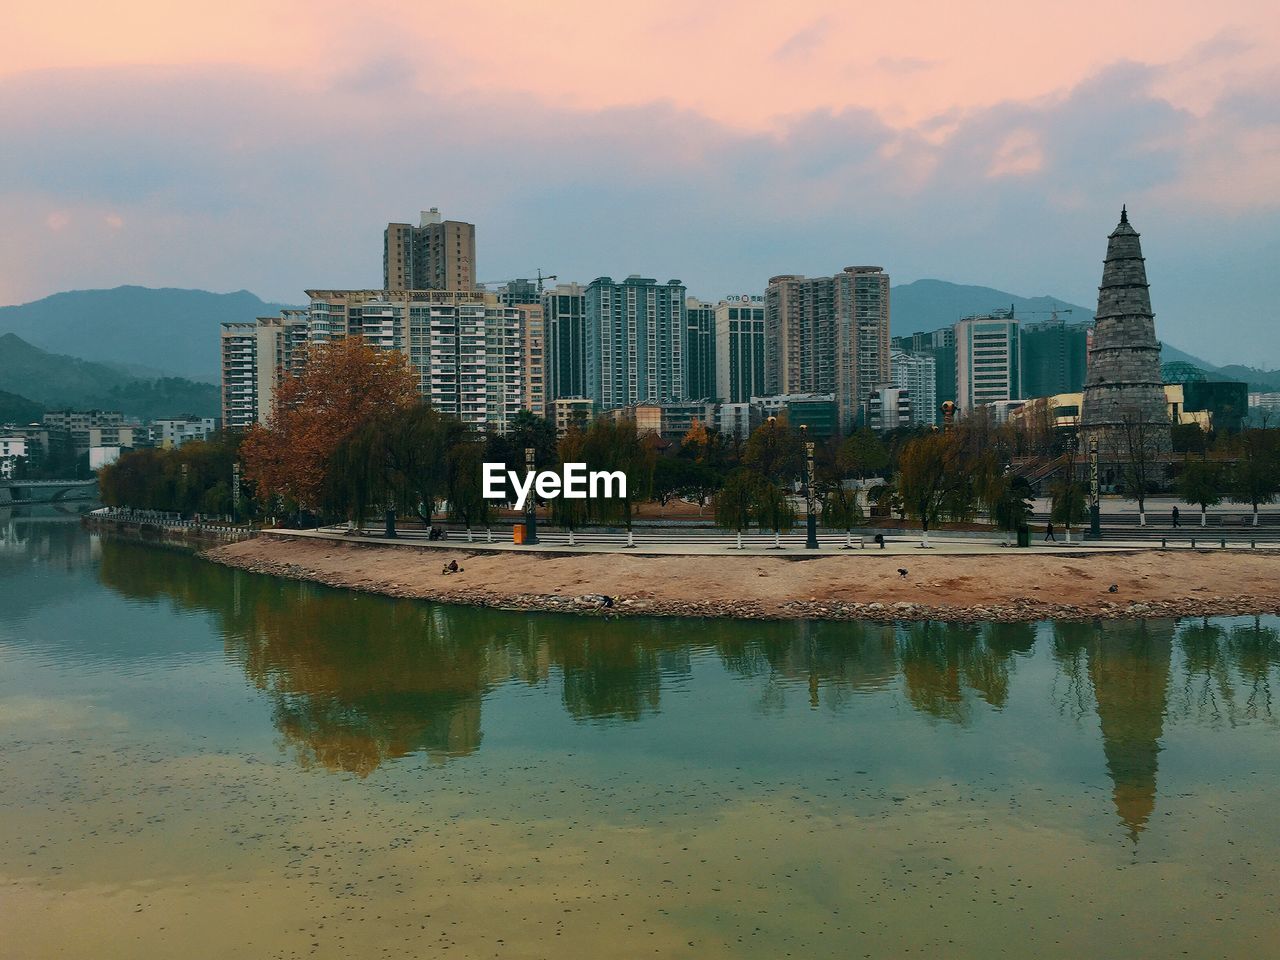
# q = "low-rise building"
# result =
<box><xmin>865</xmin><ymin>386</ymin><xmax>912</xmax><ymax>432</ymax></box>
<box><xmin>151</xmin><ymin>417</ymin><xmax>218</xmax><ymax>448</ymax></box>
<box><xmin>552</xmin><ymin>397</ymin><xmax>595</xmax><ymax>436</ymax></box>
<box><xmin>0</xmin><ymin>436</ymin><xmax>28</xmax><ymax>478</ymax></box>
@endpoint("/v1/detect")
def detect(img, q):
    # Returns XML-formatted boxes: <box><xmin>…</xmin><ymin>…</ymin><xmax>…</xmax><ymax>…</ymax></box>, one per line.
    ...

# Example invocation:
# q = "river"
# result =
<box><xmin>2</xmin><ymin>515</ymin><xmax>1278</xmax><ymax>958</ymax></box>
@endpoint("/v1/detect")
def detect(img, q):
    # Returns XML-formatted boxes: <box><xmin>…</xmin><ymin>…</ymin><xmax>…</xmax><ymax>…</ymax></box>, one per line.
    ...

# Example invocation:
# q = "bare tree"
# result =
<box><xmin>1115</xmin><ymin>410</ymin><xmax>1158</xmax><ymax>526</ymax></box>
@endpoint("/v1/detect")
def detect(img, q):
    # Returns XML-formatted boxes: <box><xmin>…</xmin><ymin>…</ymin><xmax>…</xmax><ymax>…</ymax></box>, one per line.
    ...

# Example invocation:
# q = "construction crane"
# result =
<box><xmin>992</xmin><ymin>304</ymin><xmax>1075</xmax><ymax>323</ymax></box>
<box><xmin>478</xmin><ymin>269</ymin><xmax>558</xmax><ymax>294</ymax></box>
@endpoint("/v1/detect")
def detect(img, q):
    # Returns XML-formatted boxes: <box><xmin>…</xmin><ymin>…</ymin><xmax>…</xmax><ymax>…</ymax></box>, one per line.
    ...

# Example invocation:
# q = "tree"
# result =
<box><xmin>753</xmin><ymin>478</ymin><xmax>795</xmax><ymax>549</ymax></box>
<box><xmin>714</xmin><ymin>468</ymin><xmax>758</xmax><ymax>549</ymax></box>
<box><xmin>321</xmin><ymin>404</ymin><xmax>460</xmax><ymax>536</ymax></box>
<box><xmin>1177</xmin><ymin>460</ymin><xmax>1224</xmax><ymax>527</ymax></box>
<box><xmin>897</xmin><ymin>432</ymin><xmax>965</xmax><ymax>547</ymax></box>
<box><xmin>821</xmin><ymin>481</ymin><xmax>865</xmax><ymax>547</ymax></box>
<box><xmin>742</xmin><ymin>417</ymin><xmax>804</xmax><ymax>483</ymax></box>
<box><xmin>1113</xmin><ymin>412</ymin><xmax>1161</xmax><ymax>526</ymax></box>
<box><xmin>1049</xmin><ymin>477</ymin><xmax>1087</xmax><ymax>543</ymax></box>
<box><xmin>550</xmin><ymin>426</ymin><xmax>590</xmax><ymax>543</ymax></box>
<box><xmin>240</xmin><ymin>337</ymin><xmax>419</xmax><ymax>516</ymax></box>
<box><xmin>838</xmin><ymin>428</ymin><xmax>889</xmax><ymax>480</ymax></box>
<box><xmin>1229</xmin><ymin>428</ymin><xmax>1280</xmax><ymax>526</ymax></box>
<box><xmin>989</xmin><ymin>474</ymin><xmax>1034</xmax><ymax>535</ymax></box>
<box><xmin>582</xmin><ymin>417</ymin><xmax>654</xmax><ymax>538</ymax></box>
<box><xmin>446</xmin><ymin>440</ymin><xmax>494</xmax><ymax>537</ymax></box>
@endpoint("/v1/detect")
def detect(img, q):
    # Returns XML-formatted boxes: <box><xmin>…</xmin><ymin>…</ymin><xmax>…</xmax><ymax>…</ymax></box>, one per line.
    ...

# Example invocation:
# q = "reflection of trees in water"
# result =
<box><xmin>1173</xmin><ymin>617</ymin><xmax>1280</xmax><ymax>728</ymax></box>
<box><xmin>898</xmin><ymin>622</ymin><xmax>1025</xmax><ymax>720</ymax></box>
<box><xmin>94</xmin><ymin>537</ymin><xmax>1280</xmax><ymax>791</ymax></box>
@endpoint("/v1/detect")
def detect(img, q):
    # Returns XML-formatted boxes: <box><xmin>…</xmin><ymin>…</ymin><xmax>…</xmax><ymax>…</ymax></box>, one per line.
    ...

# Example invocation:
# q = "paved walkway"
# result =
<box><xmin>260</xmin><ymin>526</ymin><xmax>1275</xmax><ymax>557</ymax></box>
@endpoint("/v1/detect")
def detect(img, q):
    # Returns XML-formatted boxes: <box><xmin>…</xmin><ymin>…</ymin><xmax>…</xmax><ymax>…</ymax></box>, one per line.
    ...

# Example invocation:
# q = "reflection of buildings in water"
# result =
<box><xmin>1086</xmin><ymin>619</ymin><xmax>1175</xmax><ymax>842</ymax></box>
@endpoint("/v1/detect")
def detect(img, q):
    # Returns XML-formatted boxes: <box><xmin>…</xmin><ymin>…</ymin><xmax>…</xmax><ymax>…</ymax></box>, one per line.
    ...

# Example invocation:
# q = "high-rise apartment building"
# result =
<box><xmin>1020</xmin><ymin>320</ymin><xmax>1090</xmax><ymax>398</ymax></box>
<box><xmin>891</xmin><ymin>349</ymin><xmax>937</xmax><ymax>426</ymax></box>
<box><xmin>543</xmin><ymin>283</ymin><xmax>587</xmax><ymax>403</ymax></box>
<box><xmin>715</xmin><ymin>300</ymin><xmax>767</xmax><ymax>404</ymax></box>
<box><xmin>303</xmin><ymin>290</ymin><xmax>524</xmax><ymax>432</ymax></box>
<box><xmin>515</xmin><ymin>303</ymin><xmax>546</xmax><ymax>418</ymax></box>
<box><xmin>765</xmin><ymin>266</ymin><xmax>890</xmax><ymax>432</ymax></box>
<box><xmin>954</xmin><ymin>315</ymin><xmax>1021</xmax><ymax>413</ymax></box>
<box><xmin>382</xmin><ymin>208</ymin><xmax>476</xmax><ymax>291</ymax></box>
<box><xmin>685</xmin><ymin>298</ymin><xmax>717</xmax><ymax>399</ymax></box>
<box><xmin>584</xmin><ymin>275</ymin><xmax>686</xmax><ymax>411</ymax></box>
<box><xmin>219</xmin><ymin>312</ymin><xmax>310</xmax><ymax>429</ymax></box>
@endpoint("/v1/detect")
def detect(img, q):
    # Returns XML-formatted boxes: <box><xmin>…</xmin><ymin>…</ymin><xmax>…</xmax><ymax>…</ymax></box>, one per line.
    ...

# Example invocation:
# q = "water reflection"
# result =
<box><xmin>83</xmin><ymin>532</ymin><xmax>1280</xmax><ymax>841</ymax></box>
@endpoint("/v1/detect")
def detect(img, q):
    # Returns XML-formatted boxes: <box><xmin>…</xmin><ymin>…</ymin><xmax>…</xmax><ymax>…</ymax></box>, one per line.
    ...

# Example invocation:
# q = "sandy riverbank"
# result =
<box><xmin>203</xmin><ymin>535</ymin><xmax>1280</xmax><ymax>622</ymax></box>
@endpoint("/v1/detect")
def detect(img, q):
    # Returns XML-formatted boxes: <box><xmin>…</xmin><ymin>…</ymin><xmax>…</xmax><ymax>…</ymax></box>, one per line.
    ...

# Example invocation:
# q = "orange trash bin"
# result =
<box><xmin>512</xmin><ymin>523</ymin><xmax>526</xmax><ymax>545</ymax></box>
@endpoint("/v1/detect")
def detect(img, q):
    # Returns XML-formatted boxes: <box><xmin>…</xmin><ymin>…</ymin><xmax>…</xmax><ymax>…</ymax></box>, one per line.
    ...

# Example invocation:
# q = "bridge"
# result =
<box><xmin>0</xmin><ymin>479</ymin><xmax>99</xmax><ymax>504</ymax></box>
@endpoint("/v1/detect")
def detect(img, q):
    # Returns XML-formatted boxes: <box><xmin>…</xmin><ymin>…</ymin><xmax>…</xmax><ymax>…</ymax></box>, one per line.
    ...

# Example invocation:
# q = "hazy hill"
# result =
<box><xmin>0</xmin><ymin>388</ymin><xmax>44</xmax><ymax>425</ymax></box>
<box><xmin>0</xmin><ymin>333</ymin><xmax>218</xmax><ymax>420</ymax></box>
<box><xmin>891</xmin><ymin>278</ymin><xmax>1229</xmax><ymax>374</ymax></box>
<box><xmin>0</xmin><ymin>286</ymin><xmax>296</xmax><ymax>382</ymax></box>
<box><xmin>891</xmin><ymin>279</ymin><xmax>1090</xmax><ymax>333</ymax></box>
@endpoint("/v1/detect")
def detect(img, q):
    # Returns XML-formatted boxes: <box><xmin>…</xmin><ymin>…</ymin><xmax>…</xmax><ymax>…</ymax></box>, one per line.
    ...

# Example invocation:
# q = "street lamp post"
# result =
<box><xmin>1086</xmin><ymin>435</ymin><xmax>1101</xmax><ymax>539</ymax></box>
<box><xmin>524</xmin><ymin>446</ymin><xmax>538</xmax><ymax>545</ymax></box>
<box><xmin>805</xmin><ymin>439</ymin><xmax>818</xmax><ymax>549</ymax></box>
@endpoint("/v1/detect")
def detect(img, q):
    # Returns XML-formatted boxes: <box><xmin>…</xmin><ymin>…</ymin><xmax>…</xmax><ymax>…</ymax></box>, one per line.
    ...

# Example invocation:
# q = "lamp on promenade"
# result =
<box><xmin>801</xmin><ymin>425</ymin><xmax>818</xmax><ymax>549</ymax></box>
<box><xmin>524</xmin><ymin>446</ymin><xmax>539</xmax><ymax>545</ymax></box>
<box><xmin>1086</xmin><ymin>435</ymin><xmax>1101</xmax><ymax>540</ymax></box>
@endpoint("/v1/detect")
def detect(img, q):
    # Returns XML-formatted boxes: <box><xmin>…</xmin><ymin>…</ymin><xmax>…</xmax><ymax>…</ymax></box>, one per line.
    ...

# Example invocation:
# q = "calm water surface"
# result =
<box><xmin>2</xmin><ymin>514</ymin><xmax>1278</xmax><ymax>958</ymax></box>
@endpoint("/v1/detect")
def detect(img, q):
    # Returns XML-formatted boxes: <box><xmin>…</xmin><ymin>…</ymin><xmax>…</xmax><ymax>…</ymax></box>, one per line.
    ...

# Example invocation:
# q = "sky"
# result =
<box><xmin>3</xmin><ymin>0</ymin><xmax>1279</xmax><ymax>366</ymax></box>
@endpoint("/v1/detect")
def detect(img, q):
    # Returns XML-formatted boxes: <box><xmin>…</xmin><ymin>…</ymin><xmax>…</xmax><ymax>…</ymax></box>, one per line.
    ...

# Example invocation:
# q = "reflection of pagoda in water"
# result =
<box><xmin>1086</xmin><ymin>620</ymin><xmax>1174</xmax><ymax>842</ymax></box>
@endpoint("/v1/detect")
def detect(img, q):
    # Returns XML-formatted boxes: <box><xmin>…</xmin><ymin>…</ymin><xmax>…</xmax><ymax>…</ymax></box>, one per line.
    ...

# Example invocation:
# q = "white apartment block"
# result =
<box><xmin>219</xmin><ymin>312</ymin><xmax>309</xmax><ymax>429</ymax></box>
<box><xmin>954</xmin><ymin>316</ymin><xmax>1021</xmax><ymax>414</ymax></box>
<box><xmin>891</xmin><ymin>349</ymin><xmax>937</xmax><ymax>426</ymax></box>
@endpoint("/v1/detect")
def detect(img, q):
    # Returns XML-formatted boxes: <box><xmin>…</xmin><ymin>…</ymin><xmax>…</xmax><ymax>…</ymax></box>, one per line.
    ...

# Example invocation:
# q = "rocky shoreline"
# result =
<box><xmin>204</xmin><ymin>538</ymin><xmax>1280</xmax><ymax>623</ymax></box>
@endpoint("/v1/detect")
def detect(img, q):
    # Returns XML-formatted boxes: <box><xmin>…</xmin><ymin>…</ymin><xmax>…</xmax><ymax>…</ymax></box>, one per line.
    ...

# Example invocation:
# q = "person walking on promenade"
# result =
<box><xmin>1172</xmin><ymin>506</ymin><xmax>1180</xmax><ymax>528</ymax></box>
<box><xmin>1045</xmin><ymin>520</ymin><xmax>1057</xmax><ymax>543</ymax></box>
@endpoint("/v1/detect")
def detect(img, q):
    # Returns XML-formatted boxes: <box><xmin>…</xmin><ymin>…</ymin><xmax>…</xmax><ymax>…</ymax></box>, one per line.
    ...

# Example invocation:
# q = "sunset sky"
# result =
<box><xmin>4</xmin><ymin>0</ymin><xmax>1279</xmax><ymax>364</ymax></box>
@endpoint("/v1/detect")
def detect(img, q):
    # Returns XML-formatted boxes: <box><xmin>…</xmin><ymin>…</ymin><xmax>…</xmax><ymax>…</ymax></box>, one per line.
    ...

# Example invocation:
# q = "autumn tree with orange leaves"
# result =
<box><xmin>241</xmin><ymin>337</ymin><xmax>419</xmax><ymax>512</ymax></box>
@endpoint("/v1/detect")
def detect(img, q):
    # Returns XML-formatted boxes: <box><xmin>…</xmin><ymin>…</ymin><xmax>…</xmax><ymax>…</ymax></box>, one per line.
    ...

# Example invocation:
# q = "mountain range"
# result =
<box><xmin>0</xmin><ymin>286</ymin><xmax>296</xmax><ymax>382</ymax></box>
<box><xmin>0</xmin><ymin>333</ymin><xmax>219</xmax><ymax>422</ymax></box>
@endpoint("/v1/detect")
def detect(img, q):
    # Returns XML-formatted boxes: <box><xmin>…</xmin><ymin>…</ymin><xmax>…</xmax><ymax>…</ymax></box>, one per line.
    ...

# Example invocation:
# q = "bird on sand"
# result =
<box><xmin>898</xmin><ymin>568</ymin><xmax>909</xmax><ymax>578</ymax></box>
<box><xmin>1108</xmin><ymin>584</ymin><xmax>1118</xmax><ymax>593</ymax></box>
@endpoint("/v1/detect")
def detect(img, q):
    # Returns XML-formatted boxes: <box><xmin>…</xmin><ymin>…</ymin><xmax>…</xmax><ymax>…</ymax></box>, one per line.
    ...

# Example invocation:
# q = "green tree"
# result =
<box><xmin>446</xmin><ymin>440</ymin><xmax>494</xmax><ymax>537</ymax></box>
<box><xmin>1229</xmin><ymin>429</ymin><xmax>1280</xmax><ymax>526</ymax></box>
<box><xmin>743</xmin><ymin>417</ymin><xmax>804</xmax><ymax>483</ymax></box>
<box><xmin>550</xmin><ymin>426</ymin><xmax>590</xmax><ymax>543</ymax></box>
<box><xmin>582</xmin><ymin>417</ymin><xmax>654</xmax><ymax>538</ymax></box>
<box><xmin>754</xmin><ymin>478</ymin><xmax>796</xmax><ymax>549</ymax></box>
<box><xmin>1177</xmin><ymin>460</ymin><xmax>1225</xmax><ymax>527</ymax></box>
<box><xmin>1049</xmin><ymin>477</ymin><xmax>1087</xmax><ymax>542</ymax></box>
<box><xmin>897</xmin><ymin>432</ymin><xmax>965</xmax><ymax>547</ymax></box>
<box><xmin>838</xmin><ymin>428</ymin><xmax>890</xmax><ymax>479</ymax></box>
<box><xmin>989</xmin><ymin>474</ymin><xmax>1034</xmax><ymax>535</ymax></box>
<box><xmin>821</xmin><ymin>481</ymin><xmax>865</xmax><ymax>547</ymax></box>
<box><xmin>714</xmin><ymin>468</ymin><xmax>758</xmax><ymax>549</ymax></box>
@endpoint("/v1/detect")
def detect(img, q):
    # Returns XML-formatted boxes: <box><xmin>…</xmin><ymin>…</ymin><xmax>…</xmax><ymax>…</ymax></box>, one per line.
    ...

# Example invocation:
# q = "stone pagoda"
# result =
<box><xmin>1079</xmin><ymin>207</ymin><xmax>1171</xmax><ymax>454</ymax></box>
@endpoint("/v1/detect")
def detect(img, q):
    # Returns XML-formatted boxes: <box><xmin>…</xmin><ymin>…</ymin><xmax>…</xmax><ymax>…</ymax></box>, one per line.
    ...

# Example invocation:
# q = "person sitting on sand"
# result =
<box><xmin>441</xmin><ymin>559</ymin><xmax>462</xmax><ymax>575</ymax></box>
